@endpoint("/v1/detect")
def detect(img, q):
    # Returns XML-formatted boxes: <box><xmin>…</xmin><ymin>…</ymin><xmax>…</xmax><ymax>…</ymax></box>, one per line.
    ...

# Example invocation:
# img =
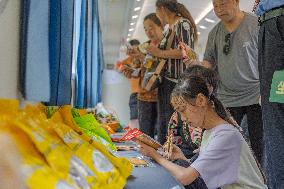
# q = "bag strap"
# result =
<box><xmin>153</xmin><ymin>25</ymin><xmax>177</xmax><ymax>74</ymax></box>
<box><xmin>144</xmin><ymin>25</ymin><xmax>177</xmax><ymax>91</ymax></box>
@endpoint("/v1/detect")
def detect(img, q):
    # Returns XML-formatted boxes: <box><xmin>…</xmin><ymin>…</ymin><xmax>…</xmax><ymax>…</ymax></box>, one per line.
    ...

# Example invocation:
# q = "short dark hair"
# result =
<box><xmin>144</xmin><ymin>13</ymin><xmax>163</xmax><ymax>28</ymax></box>
<box><xmin>129</xmin><ymin>39</ymin><xmax>140</xmax><ymax>46</ymax></box>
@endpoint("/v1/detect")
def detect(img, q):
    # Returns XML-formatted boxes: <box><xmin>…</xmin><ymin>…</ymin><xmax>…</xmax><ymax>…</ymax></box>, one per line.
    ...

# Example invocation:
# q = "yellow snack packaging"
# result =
<box><xmin>0</xmin><ymin>98</ymin><xmax>19</xmax><ymax>115</ymax></box>
<box><xmin>51</xmin><ymin>106</ymin><xmax>133</xmax><ymax>179</ymax></box>
<box><xmin>0</xmin><ymin>101</ymin><xmax>132</xmax><ymax>189</ymax></box>
<box><xmin>52</xmin><ymin>121</ymin><xmax>130</xmax><ymax>189</ymax></box>
<box><xmin>26</xmin><ymin>105</ymin><xmax>132</xmax><ymax>189</ymax></box>
<box><xmin>14</xmin><ymin>108</ymin><xmax>100</xmax><ymax>189</ymax></box>
<box><xmin>0</xmin><ymin>120</ymin><xmax>78</xmax><ymax>189</ymax></box>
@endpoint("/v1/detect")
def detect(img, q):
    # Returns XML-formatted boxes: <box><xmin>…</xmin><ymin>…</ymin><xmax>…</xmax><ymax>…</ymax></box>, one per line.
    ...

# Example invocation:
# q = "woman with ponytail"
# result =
<box><xmin>138</xmin><ymin>76</ymin><xmax>267</xmax><ymax>189</ymax></box>
<box><xmin>146</xmin><ymin>0</ymin><xmax>198</xmax><ymax>145</ymax></box>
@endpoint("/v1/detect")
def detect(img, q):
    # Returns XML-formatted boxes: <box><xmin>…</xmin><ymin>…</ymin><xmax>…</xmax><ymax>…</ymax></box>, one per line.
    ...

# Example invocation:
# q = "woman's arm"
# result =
<box><xmin>139</xmin><ymin>142</ymin><xmax>200</xmax><ymax>186</ymax></box>
<box><xmin>146</xmin><ymin>45</ymin><xmax>183</xmax><ymax>59</ymax></box>
<box><xmin>152</xmin><ymin>151</ymin><xmax>200</xmax><ymax>185</ymax></box>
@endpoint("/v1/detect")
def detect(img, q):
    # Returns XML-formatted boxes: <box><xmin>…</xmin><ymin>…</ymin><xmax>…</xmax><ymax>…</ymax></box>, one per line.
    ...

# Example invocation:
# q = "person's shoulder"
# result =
<box><xmin>244</xmin><ymin>12</ymin><xmax>258</xmax><ymax>20</ymax></box>
<box><xmin>243</xmin><ymin>12</ymin><xmax>260</xmax><ymax>32</ymax></box>
<box><xmin>208</xmin><ymin>21</ymin><xmax>222</xmax><ymax>38</ymax></box>
<box><xmin>212</xmin><ymin>124</ymin><xmax>242</xmax><ymax>140</ymax></box>
<box><xmin>178</xmin><ymin>17</ymin><xmax>190</xmax><ymax>24</ymax></box>
<box><xmin>244</xmin><ymin>12</ymin><xmax>259</xmax><ymax>25</ymax></box>
<box><xmin>176</xmin><ymin>17</ymin><xmax>192</xmax><ymax>29</ymax></box>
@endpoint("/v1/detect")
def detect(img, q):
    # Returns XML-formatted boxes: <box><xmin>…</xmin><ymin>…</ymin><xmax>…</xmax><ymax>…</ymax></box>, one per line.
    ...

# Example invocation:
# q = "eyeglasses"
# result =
<box><xmin>223</xmin><ymin>33</ymin><xmax>231</xmax><ymax>55</ymax></box>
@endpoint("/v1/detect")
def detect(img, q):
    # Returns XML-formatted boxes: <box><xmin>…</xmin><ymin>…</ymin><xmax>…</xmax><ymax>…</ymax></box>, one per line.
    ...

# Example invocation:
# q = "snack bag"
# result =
<box><xmin>47</xmin><ymin>106</ymin><xmax>132</xmax><ymax>179</ymax></box>
<box><xmin>122</xmin><ymin>128</ymin><xmax>162</xmax><ymax>150</ymax></box>
<box><xmin>58</xmin><ymin>106</ymin><xmax>83</xmax><ymax>134</ymax></box>
<box><xmin>31</xmin><ymin>104</ymin><xmax>132</xmax><ymax>181</ymax></box>
<box><xmin>52</xmin><ymin>122</ymin><xmax>128</xmax><ymax>189</ymax></box>
<box><xmin>72</xmin><ymin>112</ymin><xmax>117</xmax><ymax>151</ymax></box>
<box><xmin>0</xmin><ymin>98</ymin><xmax>19</xmax><ymax>115</ymax></box>
<box><xmin>0</xmin><ymin>120</ymin><xmax>78</xmax><ymax>189</ymax></box>
<box><xmin>15</xmin><ymin>108</ymin><xmax>99</xmax><ymax>189</ymax></box>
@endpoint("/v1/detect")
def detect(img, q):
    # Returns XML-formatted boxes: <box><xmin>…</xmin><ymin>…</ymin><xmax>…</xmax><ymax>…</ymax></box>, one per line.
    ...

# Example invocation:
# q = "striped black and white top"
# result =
<box><xmin>159</xmin><ymin>18</ymin><xmax>195</xmax><ymax>80</ymax></box>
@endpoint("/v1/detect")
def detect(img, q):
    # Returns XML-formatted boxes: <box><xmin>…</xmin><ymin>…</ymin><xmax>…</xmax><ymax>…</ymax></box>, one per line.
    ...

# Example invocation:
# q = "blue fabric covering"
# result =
<box><xmin>48</xmin><ymin>0</ymin><xmax>74</xmax><ymax>105</ymax></box>
<box><xmin>20</xmin><ymin>0</ymin><xmax>74</xmax><ymax>105</ymax></box>
<box><xmin>256</xmin><ymin>0</ymin><xmax>284</xmax><ymax>16</ymax></box>
<box><xmin>75</xmin><ymin>0</ymin><xmax>87</xmax><ymax>107</ymax></box>
<box><xmin>75</xmin><ymin>0</ymin><xmax>104</xmax><ymax>108</ymax></box>
<box><xmin>20</xmin><ymin>0</ymin><xmax>50</xmax><ymax>102</ymax></box>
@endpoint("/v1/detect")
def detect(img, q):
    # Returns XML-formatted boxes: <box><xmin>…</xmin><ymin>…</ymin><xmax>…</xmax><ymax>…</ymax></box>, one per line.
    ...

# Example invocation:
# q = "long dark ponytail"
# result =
<box><xmin>156</xmin><ymin>0</ymin><xmax>198</xmax><ymax>43</ymax></box>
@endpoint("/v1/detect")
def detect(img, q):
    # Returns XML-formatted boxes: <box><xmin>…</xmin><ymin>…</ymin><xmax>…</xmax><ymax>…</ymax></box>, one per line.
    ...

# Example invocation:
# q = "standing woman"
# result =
<box><xmin>146</xmin><ymin>0</ymin><xmax>198</xmax><ymax>144</ymax></box>
<box><xmin>137</xmin><ymin>13</ymin><xmax>164</xmax><ymax>138</ymax></box>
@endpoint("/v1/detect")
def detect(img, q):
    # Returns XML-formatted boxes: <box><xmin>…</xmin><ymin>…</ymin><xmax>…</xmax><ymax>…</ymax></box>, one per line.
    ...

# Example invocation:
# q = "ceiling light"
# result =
<box><xmin>199</xmin><ymin>25</ymin><xmax>207</xmax><ymax>29</ymax></box>
<box><xmin>129</xmin><ymin>28</ymin><xmax>134</xmax><ymax>32</ymax></box>
<box><xmin>197</xmin><ymin>32</ymin><xmax>201</xmax><ymax>35</ymax></box>
<box><xmin>128</xmin><ymin>33</ymin><xmax>131</xmax><ymax>37</ymax></box>
<box><xmin>134</xmin><ymin>7</ymin><xmax>141</xmax><ymax>11</ymax></box>
<box><xmin>132</xmin><ymin>15</ymin><xmax>138</xmax><ymax>19</ymax></box>
<box><xmin>127</xmin><ymin>38</ymin><xmax>130</xmax><ymax>41</ymax></box>
<box><xmin>136</xmin><ymin>0</ymin><xmax>141</xmax><ymax>1</ymax></box>
<box><xmin>195</xmin><ymin>3</ymin><xmax>214</xmax><ymax>24</ymax></box>
<box><xmin>130</xmin><ymin>22</ymin><xmax>135</xmax><ymax>26</ymax></box>
<box><xmin>205</xmin><ymin>18</ymin><xmax>215</xmax><ymax>23</ymax></box>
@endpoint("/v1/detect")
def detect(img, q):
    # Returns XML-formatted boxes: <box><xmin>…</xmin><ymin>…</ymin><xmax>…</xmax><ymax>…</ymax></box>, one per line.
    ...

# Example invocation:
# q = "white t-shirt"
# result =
<box><xmin>191</xmin><ymin>124</ymin><xmax>267</xmax><ymax>189</ymax></box>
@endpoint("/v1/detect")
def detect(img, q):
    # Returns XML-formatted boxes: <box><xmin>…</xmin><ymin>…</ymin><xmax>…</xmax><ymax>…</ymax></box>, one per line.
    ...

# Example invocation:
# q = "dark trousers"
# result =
<box><xmin>227</xmin><ymin>104</ymin><xmax>263</xmax><ymax>164</ymax></box>
<box><xmin>138</xmin><ymin>100</ymin><xmax>157</xmax><ymax>138</ymax></box>
<box><xmin>129</xmin><ymin>93</ymin><xmax>138</xmax><ymax>120</ymax></box>
<box><xmin>258</xmin><ymin>15</ymin><xmax>284</xmax><ymax>189</ymax></box>
<box><xmin>157</xmin><ymin>78</ymin><xmax>175</xmax><ymax>144</ymax></box>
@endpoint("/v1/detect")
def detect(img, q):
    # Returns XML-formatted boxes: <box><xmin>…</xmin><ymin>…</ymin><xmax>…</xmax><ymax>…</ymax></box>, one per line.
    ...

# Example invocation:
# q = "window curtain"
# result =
<box><xmin>20</xmin><ymin>0</ymin><xmax>74</xmax><ymax>105</ymax></box>
<box><xmin>20</xmin><ymin>0</ymin><xmax>50</xmax><ymax>102</ymax></box>
<box><xmin>74</xmin><ymin>0</ymin><xmax>104</xmax><ymax>108</ymax></box>
<box><xmin>48</xmin><ymin>0</ymin><xmax>74</xmax><ymax>105</ymax></box>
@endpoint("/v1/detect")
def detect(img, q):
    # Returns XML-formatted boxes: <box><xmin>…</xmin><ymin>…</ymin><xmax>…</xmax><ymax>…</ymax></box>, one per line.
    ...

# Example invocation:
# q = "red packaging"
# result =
<box><xmin>121</xmin><ymin>128</ymin><xmax>162</xmax><ymax>150</ymax></box>
<box><xmin>121</xmin><ymin>128</ymin><xmax>143</xmax><ymax>141</ymax></box>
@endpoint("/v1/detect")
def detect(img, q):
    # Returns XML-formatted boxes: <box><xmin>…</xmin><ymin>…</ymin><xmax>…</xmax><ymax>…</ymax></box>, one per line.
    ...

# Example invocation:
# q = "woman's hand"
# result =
<box><xmin>146</xmin><ymin>45</ymin><xmax>162</xmax><ymax>57</ymax></box>
<box><xmin>137</xmin><ymin>141</ymin><xmax>159</xmax><ymax>159</ymax></box>
<box><xmin>169</xmin><ymin>144</ymin><xmax>187</xmax><ymax>161</ymax></box>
